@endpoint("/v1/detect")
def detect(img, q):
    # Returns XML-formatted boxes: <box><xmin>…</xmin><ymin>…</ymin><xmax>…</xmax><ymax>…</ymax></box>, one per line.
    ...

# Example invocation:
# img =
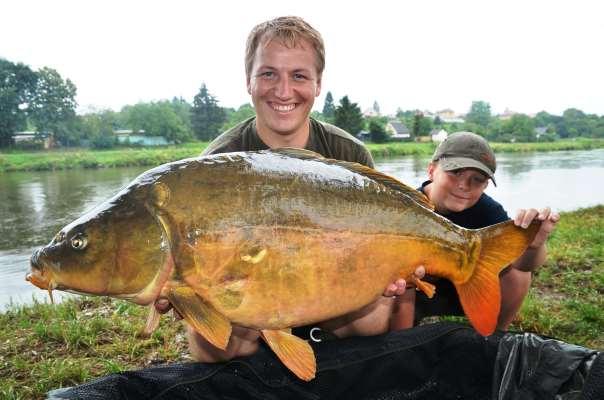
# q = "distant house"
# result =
<box><xmin>422</xmin><ymin>110</ymin><xmax>435</xmax><ymax>119</ymax></box>
<box><xmin>430</xmin><ymin>128</ymin><xmax>448</xmax><ymax>142</ymax></box>
<box><xmin>115</xmin><ymin>129</ymin><xmax>173</xmax><ymax>146</ymax></box>
<box><xmin>362</xmin><ymin>108</ymin><xmax>380</xmax><ymax>118</ymax></box>
<box><xmin>13</xmin><ymin>131</ymin><xmax>54</xmax><ymax>149</ymax></box>
<box><xmin>386</xmin><ymin>121</ymin><xmax>411</xmax><ymax>141</ymax></box>
<box><xmin>436</xmin><ymin>109</ymin><xmax>465</xmax><ymax>123</ymax></box>
<box><xmin>534</xmin><ymin>126</ymin><xmax>548</xmax><ymax>139</ymax></box>
<box><xmin>415</xmin><ymin>136</ymin><xmax>432</xmax><ymax>143</ymax></box>
<box><xmin>436</xmin><ymin>109</ymin><xmax>456</xmax><ymax>119</ymax></box>
<box><xmin>498</xmin><ymin>108</ymin><xmax>518</xmax><ymax>120</ymax></box>
<box><xmin>357</xmin><ymin>130</ymin><xmax>371</xmax><ymax>141</ymax></box>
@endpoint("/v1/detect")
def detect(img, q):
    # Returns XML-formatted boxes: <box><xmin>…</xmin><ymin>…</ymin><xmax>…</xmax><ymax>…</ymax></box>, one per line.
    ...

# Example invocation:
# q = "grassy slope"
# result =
<box><xmin>1</xmin><ymin>206</ymin><xmax>602</xmax><ymax>399</ymax></box>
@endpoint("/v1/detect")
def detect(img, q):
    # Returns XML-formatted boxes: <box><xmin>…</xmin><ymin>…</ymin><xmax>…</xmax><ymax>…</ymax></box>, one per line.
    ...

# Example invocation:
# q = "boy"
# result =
<box><xmin>391</xmin><ymin>131</ymin><xmax>560</xmax><ymax>330</ymax></box>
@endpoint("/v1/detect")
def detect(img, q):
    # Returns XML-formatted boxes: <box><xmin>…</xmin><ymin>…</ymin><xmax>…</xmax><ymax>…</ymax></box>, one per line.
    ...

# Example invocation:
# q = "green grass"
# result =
<box><xmin>0</xmin><ymin>142</ymin><xmax>208</xmax><ymax>173</ymax></box>
<box><xmin>510</xmin><ymin>205</ymin><xmax>604</xmax><ymax>348</ymax></box>
<box><xmin>1</xmin><ymin>138</ymin><xmax>603</xmax><ymax>172</ymax></box>
<box><xmin>0</xmin><ymin>206</ymin><xmax>602</xmax><ymax>398</ymax></box>
<box><xmin>0</xmin><ymin>297</ymin><xmax>188</xmax><ymax>400</ymax></box>
<box><xmin>367</xmin><ymin>137</ymin><xmax>604</xmax><ymax>158</ymax></box>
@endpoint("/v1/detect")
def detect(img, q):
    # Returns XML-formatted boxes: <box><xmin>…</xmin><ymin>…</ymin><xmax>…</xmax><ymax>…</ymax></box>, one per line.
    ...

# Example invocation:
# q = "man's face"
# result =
<box><xmin>427</xmin><ymin>163</ymin><xmax>489</xmax><ymax>214</ymax></box>
<box><xmin>247</xmin><ymin>38</ymin><xmax>321</xmax><ymax>142</ymax></box>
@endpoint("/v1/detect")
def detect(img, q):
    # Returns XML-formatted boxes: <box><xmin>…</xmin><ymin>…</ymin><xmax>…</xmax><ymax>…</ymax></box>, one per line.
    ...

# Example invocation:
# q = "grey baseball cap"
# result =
<box><xmin>432</xmin><ymin>131</ymin><xmax>497</xmax><ymax>186</ymax></box>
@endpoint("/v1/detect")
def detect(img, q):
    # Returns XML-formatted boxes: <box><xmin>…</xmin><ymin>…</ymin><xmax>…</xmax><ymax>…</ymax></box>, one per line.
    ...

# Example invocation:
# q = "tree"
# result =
<box><xmin>222</xmin><ymin>103</ymin><xmax>256</xmax><ymax>131</ymax></box>
<box><xmin>79</xmin><ymin>109</ymin><xmax>120</xmax><ymax>148</ymax></box>
<box><xmin>412</xmin><ymin>112</ymin><xmax>433</xmax><ymax>136</ymax></box>
<box><xmin>0</xmin><ymin>59</ymin><xmax>37</xmax><ymax>147</ymax></box>
<box><xmin>465</xmin><ymin>101</ymin><xmax>492</xmax><ymax>128</ymax></box>
<box><xmin>121</xmin><ymin>101</ymin><xmax>192</xmax><ymax>143</ymax></box>
<box><xmin>334</xmin><ymin>96</ymin><xmax>363</xmax><ymax>135</ymax></box>
<box><xmin>368</xmin><ymin>118</ymin><xmax>389</xmax><ymax>143</ymax></box>
<box><xmin>29</xmin><ymin>67</ymin><xmax>78</xmax><ymax>145</ymax></box>
<box><xmin>191</xmin><ymin>83</ymin><xmax>226</xmax><ymax>141</ymax></box>
<box><xmin>561</xmin><ymin>108</ymin><xmax>591</xmax><ymax>138</ymax></box>
<box><xmin>322</xmin><ymin>91</ymin><xmax>335</xmax><ymax>120</ymax></box>
<box><xmin>502</xmin><ymin>114</ymin><xmax>535</xmax><ymax>142</ymax></box>
<box><xmin>170</xmin><ymin>97</ymin><xmax>193</xmax><ymax>134</ymax></box>
<box><xmin>396</xmin><ymin>108</ymin><xmax>414</xmax><ymax>119</ymax></box>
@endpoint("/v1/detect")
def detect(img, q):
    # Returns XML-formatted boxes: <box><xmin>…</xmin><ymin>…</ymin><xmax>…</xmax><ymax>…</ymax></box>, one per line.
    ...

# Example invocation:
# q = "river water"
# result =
<box><xmin>1</xmin><ymin>149</ymin><xmax>603</xmax><ymax>310</ymax></box>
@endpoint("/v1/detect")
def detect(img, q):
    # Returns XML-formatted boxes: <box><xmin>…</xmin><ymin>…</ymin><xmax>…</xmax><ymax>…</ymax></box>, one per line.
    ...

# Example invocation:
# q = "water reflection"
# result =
<box><xmin>1</xmin><ymin>149</ymin><xmax>603</xmax><ymax>310</ymax></box>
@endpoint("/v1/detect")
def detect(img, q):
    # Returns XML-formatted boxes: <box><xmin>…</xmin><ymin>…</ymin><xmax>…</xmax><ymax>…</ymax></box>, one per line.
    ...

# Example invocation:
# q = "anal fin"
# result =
<box><xmin>261</xmin><ymin>329</ymin><xmax>316</xmax><ymax>381</ymax></box>
<box><xmin>411</xmin><ymin>276</ymin><xmax>436</xmax><ymax>298</ymax></box>
<box><xmin>168</xmin><ymin>286</ymin><xmax>232</xmax><ymax>350</ymax></box>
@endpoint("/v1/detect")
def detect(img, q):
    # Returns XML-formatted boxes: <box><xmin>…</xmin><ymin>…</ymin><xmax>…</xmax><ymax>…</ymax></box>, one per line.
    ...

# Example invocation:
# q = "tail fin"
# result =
<box><xmin>456</xmin><ymin>220</ymin><xmax>541</xmax><ymax>336</ymax></box>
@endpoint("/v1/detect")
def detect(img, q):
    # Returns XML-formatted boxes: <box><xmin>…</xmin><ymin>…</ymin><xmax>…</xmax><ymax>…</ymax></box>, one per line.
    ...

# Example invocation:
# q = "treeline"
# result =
<box><xmin>1</xmin><ymin>59</ymin><xmax>77</xmax><ymax>148</ymax></box>
<box><xmin>317</xmin><ymin>97</ymin><xmax>604</xmax><ymax>143</ymax></box>
<box><xmin>2</xmin><ymin>58</ymin><xmax>603</xmax><ymax>149</ymax></box>
<box><xmin>1</xmin><ymin>58</ymin><xmax>254</xmax><ymax>149</ymax></box>
<box><xmin>422</xmin><ymin>101</ymin><xmax>604</xmax><ymax>143</ymax></box>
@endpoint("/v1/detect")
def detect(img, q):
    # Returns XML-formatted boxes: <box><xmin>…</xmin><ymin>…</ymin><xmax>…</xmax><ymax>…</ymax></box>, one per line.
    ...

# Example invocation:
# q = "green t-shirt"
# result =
<box><xmin>202</xmin><ymin>117</ymin><xmax>374</xmax><ymax>168</ymax></box>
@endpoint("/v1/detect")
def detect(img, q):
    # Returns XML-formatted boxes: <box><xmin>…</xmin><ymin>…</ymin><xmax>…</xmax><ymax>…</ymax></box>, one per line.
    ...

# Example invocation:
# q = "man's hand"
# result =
<box><xmin>186</xmin><ymin>324</ymin><xmax>260</xmax><ymax>362</ymax></box>
<box><xmin>154</xmin><ymin>298</ymin><xmax>261</xmax><ymax>362</ymax></box>
<box><xmin>154</xmin><ymin>298</ymin><xmax>177</xmax><ymax>316</ymax></box>
<box><xmin>383</xmin><ymin>266</ymin><xmax>426</xmax><ymax>297</ymax></box>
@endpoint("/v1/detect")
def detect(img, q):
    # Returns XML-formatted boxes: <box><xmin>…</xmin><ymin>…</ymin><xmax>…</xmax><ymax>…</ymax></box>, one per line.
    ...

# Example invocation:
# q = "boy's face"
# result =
<box><xmin>427</xmin><ymin>163</ymin><xmax>489</xmax><ymax>214</ymax></box>
<box><xmin>247</xmin><ymin>38</ymin><xmax>321</xmax><ymax>142</ymax></box>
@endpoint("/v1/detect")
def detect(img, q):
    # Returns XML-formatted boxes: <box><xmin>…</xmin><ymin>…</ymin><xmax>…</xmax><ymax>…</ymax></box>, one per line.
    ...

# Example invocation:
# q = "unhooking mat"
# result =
<box><xmin>47</xmin><ymin>322</ymin><xmax>603</xmax><ymax>400</ymax></box>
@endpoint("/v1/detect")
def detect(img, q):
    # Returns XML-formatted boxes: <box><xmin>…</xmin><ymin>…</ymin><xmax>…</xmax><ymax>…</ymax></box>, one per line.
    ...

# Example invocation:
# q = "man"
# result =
<box><xmin>155</xmin><ymin>16</ymin><xmax>423</xmax><ymax>362</ymax></box>
<box><xmin>201</xmin><ymin>16</ymin><xmax>373</xmax><ymax>166</ymax></box>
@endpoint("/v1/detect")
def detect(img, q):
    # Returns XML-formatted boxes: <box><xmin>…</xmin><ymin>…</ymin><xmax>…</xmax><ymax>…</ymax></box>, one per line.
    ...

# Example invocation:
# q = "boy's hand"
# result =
<box><xmin>514</xmin><ymin>207</ymin><xmax>560</xmax><ymax>248</ymax></box>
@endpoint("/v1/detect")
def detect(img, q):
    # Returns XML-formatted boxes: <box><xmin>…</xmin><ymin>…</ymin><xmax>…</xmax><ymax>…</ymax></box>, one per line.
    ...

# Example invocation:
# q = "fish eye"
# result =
<box><xmin>70</xmin><ymin>235</ymin><xmax>88</xmax><ymax>250</ymax></box>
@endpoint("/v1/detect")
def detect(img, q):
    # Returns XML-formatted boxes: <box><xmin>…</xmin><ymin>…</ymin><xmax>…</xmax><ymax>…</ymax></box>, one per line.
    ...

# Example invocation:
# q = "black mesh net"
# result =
<box><xmin>47</xmin><ymin>322</ymin><xmax>601</xmax><ymax>400</ymax></box>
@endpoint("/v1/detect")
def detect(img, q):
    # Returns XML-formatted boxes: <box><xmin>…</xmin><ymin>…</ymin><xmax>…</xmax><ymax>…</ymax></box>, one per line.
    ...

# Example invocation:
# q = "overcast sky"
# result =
<box><xmin>2</xmin><ymin>0</ymin><xmax>602</xmax><ymax>117</ymax></box>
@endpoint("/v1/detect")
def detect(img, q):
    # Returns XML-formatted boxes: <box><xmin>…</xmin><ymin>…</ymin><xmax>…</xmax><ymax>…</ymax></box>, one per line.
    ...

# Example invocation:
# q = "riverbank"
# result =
<box><xmin>1</xmin><ymin>138</ymin><xmax>603</xmax><ymax>173</ymax></box>
<box><xmin>1</xmin><ymin>205</ymin><xmax>602</xmax><ymax>399</ymax></box>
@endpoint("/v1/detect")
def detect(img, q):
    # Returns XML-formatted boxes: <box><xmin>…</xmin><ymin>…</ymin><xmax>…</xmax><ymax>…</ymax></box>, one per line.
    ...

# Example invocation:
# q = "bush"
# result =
<box><xmin>91</xmin><ymin>136</ymin><xmax>117</xmax><ymax>149</ymax></box>
<box><xmin>13</xmin><ymin>141</ymin><xmax>45</xmax><ymax>151</ymax></box>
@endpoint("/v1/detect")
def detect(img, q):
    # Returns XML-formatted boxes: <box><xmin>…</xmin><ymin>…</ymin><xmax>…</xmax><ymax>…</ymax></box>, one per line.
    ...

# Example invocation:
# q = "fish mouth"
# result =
<box><xmin>27</xmin><ymin>248</ymin><xmax>57</xmax><ymax>302</ymax></box>
<box><xmin>25</xmin><ymin>270</ymin><xmax>50</xmax><ymax>290</ymax></box>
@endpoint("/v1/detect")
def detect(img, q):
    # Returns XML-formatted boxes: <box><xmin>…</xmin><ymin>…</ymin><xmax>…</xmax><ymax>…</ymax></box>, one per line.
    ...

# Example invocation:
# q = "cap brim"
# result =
<box><xmin>439</xmin><ymin>157</ymin><xmax>497</xmax><ymax>186</ymax></box>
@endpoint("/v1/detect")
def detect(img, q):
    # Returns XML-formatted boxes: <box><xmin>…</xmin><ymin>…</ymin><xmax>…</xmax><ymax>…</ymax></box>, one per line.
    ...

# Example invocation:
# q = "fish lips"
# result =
<box><xmin>26</xmin><ymin>248</ymin><xmax>51</xmax><ymax>290</ymax></box>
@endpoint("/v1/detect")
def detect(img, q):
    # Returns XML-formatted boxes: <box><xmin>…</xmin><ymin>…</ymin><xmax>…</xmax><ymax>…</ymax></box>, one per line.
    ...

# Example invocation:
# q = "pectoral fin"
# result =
<box><xmin>138</xmin><ymin>304</ymin><xmax>161</xmax><ymax>338</ymax></box>
<box><xmin>261</xmin><ymin>329</ymin><xmax>316</xmax><ymax>381</ymax></box>
<box><xmin>168</xmin><ymin>286</ymin><xmax>232</xmax><ymax>350</ymax></box>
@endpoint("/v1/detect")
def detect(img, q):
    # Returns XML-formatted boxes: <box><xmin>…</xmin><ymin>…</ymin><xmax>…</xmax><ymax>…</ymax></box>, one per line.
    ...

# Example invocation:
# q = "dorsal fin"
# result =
<box><xmin>269</xmin><ymin>148</ymin><xmax>434</xmax><ymax>210</ymax></box>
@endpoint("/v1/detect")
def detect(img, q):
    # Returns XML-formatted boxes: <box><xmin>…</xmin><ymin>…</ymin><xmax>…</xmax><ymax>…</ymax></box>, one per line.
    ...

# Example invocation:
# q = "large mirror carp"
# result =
<box><xmin>27</xmin><ymin>148</ymin><xmax>540</xmax><ymax>381</ymax></box>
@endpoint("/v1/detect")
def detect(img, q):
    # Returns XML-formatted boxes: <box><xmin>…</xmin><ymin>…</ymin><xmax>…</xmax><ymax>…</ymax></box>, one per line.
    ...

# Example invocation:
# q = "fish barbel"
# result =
<box><xmin>27</xmin><ymin>148</ymin><xmax>540</xmax><ymax>381</ymax></box>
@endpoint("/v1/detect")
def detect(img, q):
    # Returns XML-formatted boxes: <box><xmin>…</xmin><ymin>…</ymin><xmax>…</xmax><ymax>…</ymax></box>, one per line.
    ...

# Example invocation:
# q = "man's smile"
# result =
<box><xmin>270</xmin><ymin>102</ymin><xmax>297</xmax><ymax>112</ymax></box>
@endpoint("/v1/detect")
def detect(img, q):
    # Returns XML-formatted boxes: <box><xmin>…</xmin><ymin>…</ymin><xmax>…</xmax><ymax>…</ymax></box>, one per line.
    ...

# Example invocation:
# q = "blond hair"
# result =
<box><xmin>245</xmin><ymin>16</ymin><xmax>325</xmax><ymax>80</ymax></box>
